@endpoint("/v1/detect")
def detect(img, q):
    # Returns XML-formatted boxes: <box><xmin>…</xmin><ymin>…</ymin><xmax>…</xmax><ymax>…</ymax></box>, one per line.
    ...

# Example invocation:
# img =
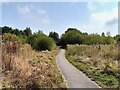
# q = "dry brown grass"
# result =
<box><xmin>67</xmin><ymin>44</ymin><xmax>119</xmax><ymax>71</ymax></box>
<box><xmin>1</xmin><ymin>42</ymin><xmax>66</xmax><ymax>88</ymax></box>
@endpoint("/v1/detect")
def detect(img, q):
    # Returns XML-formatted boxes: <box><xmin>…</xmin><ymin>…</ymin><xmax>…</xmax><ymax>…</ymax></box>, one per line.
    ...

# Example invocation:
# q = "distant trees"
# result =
<box><xmin>1</xmin><ymin>26</ymin><xmax>118</xmax><ymax>49</ymax></box>
<box><xmin>65</xmin><ymin>28</ymin><xmax>82</xmax><ymax>34</ymax></box>
<box><xmin>117</xmin><ymin>37</ymin><xmax>120</xmax><ymax>44</ymax></box>
<box><xmin>114</xmin><ymin>35</ymin><xmax>120</xmax><ymax>44</ymax></box>
<box><xmin>2</xmin><ymin>26</ymin><xmax>56</xmax><ymax>51</ymax></box>
<box><xmin>2</xmin><ymin>26</ymin><xmax>32</xmax><ymax>37</ymax></box>
<box><xmin>59</xmin><ymin>28</ymin><xmax>116</xmax><ymax>47</ymax></box>
<box><xmin>101</xmin><ymin>32</ymin><xmax>105</xmax><ymax>37</ymax></box>
<box><xmin>2</xmin><ymin>26</ymin><xmax>32</xmax><ymax>44</ymax></box>
<box><xmin>23</xmin><ymin>27</ymin><xmax>32</xmax><ymax>37</ymax></box>
<box><xmin>60</xmin><ymin>28</ymin><xmax>84</xmax><ymax>48</ymax></box>
<box><xmin>37</xmin><ymin>30</ymin><xmax>43</xmax><ymax>34</ymax></box>
<box><xmin>49</xmin><ymin>31</ymin><xmax>59</xmax><ymax>44</ymax></box>
<box><xmin>2</xmin><ymin>26</ymin><xmax>13</xmax><ymax>34</ymax></box>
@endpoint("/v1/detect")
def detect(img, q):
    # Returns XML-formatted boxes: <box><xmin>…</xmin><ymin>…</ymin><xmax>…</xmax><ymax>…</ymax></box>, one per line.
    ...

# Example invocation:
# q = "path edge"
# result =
<box><xmin>64</xmin><ymin>50</ymin><xmax>101</xmax><ymax>88</ymax></box>
<box><xmin>56</xmin><ymin>50</ymin><xmax>69</xmax><ymax>88</ymax></box>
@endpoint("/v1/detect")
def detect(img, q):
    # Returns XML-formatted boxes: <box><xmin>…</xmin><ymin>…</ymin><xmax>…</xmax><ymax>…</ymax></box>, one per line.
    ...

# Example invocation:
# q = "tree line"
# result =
<box><xmin>1</xmin><ymin>26</ymin><xmax>120</xmax><ymax>50</ymax></box>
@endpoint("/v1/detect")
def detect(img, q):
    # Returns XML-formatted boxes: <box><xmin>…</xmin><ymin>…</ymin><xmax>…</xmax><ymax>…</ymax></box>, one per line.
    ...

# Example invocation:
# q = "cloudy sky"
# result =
<box><xmin>1</xmin><ymin>0</ymin><xmax>119</xmax><ymax>36</ymax></box>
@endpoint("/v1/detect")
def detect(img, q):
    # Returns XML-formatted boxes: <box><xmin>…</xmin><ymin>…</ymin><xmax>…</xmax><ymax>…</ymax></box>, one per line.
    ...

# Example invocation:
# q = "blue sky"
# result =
<box><xmin>1</xmin><ymin>0</ymin><xmax>119</xmax><ymax>36</ymax></box>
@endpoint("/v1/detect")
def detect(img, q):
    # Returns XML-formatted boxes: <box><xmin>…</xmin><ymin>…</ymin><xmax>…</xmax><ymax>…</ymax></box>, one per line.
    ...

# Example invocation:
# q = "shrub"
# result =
<box><xmin>3</xmin><ymin>33</ymin><xmax>20</xmax><ymax>43</ymax></box>
<box><xmin>18</xmin><ymin>35</ymin><xmax>27</xmax><ymax>44</ymax></box>
<box><xmin>60</xmin><ymin>31</ymin><xmax>84</xmax><ymax>47</ymax></box>
<box><xmin>28</xmin><ymin>34</ymin><xmax>55</xmax><ymax>51</ymax></box>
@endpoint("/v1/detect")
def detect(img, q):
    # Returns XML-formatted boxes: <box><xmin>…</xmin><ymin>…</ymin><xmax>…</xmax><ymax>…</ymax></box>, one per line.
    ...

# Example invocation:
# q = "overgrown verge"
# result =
<box><xmin>65</xmin><ymin>44</ymin><xmax>119</xmax><ymax>88</ymax></box>
<box><xmin>1</xmin><ymin>33</ymin><xmax>66</xmax><ymax>88</ymax></box>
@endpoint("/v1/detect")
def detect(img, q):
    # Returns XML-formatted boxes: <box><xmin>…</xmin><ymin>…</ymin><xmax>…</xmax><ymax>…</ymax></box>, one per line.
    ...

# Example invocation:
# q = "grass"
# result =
<box><xmin>1</xmin><ymin>41</ymin><xmax>66</xmax><ymax>88</ymax></box>
<box><xmin>65</xmin><ymin>44</ymin><xmax>119</xmax><ymax>88</ymax></box>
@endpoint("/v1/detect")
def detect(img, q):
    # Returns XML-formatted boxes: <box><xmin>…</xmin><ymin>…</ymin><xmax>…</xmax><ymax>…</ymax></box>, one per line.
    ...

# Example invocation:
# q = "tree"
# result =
<box><xmin>117</xmin><ymin>37</ymin><xmax>120</xmax><ymax>44</ymax></box>
<box><xmin>60</xmin><ymin>30</ymin><xmax>84</xmax><ymax>47</ymax></box>
<box><xmin>37</xmin><ymin>30</ymin><xmax>43</xmax><ymax>34</ymax></box>
<box><xmin>65</xmin><ymin>28</ymin><xmax>82</xmax><ymax>34</ymax></box>
<box><xmin>24</xmin><ymin>27</ymin><xmax>32</xmax><ymax>37</ymax></box>
<box><xmin>82</xmin><ymin>32</ymin><xmax>88</xmax><ymax>35</ymax></box>
<box><xmin>2</xmin><ymin>26</ymin><xmax>25</xmax><ymax>37</ymax></box>
<box><xmin>114</xmin><ymin>35</ymin><xmax>120</xmax><ymax>44</ymax></box>
<box><xmin>2</xmin><ymin>26</ymin><xmax>13</xmax><ymax>34</ymax></box>
<box><xmin>101</xmin><ymin>32</ymin><xmax>105</xmax><ymax>37</ymax></box>
<box><xmin>49</xmin><ymin>31</ymin><xmax>59</xmax><ymax>44</ymax></box>
<box><xmin>12</xmin><ymin>29</ymin><xmax>20</xmax><ymax>36</ymax></box>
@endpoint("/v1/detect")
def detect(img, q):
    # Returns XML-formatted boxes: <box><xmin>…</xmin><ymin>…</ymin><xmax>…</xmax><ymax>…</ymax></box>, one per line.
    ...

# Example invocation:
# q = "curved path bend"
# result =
<box><xmin>56</xmin><ymin>49</ymin><xmax>100</xmax><ymax>88</ymax></box>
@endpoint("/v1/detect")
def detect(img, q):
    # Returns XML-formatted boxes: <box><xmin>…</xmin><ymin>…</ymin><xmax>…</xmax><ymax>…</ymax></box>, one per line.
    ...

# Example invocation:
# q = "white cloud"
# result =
<box><xmin>18</xmin><ymin>5</ymin><xmax>30</xmax><ymax>15</ymax></box>
<box><xmin>86</xmin><ymin>2</ymin><xmax>118</xmax><ymax>36</ymax></box>
<box><xmin>17</xmin><ymin>5</ymin><xmax>50</xmax><ymax>25</ymax></box>
<box><xmin>90</xmin><ymin>7</ymin><xmax>117</xmax><ymax>25</ymax></box>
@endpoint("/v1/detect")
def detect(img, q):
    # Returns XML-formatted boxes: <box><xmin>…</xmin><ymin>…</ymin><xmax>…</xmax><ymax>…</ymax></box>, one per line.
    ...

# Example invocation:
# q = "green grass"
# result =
<box><xmin>65</xmin><ymin>51</ymin><xmax>119</xmax><ymax>88</ymax></box>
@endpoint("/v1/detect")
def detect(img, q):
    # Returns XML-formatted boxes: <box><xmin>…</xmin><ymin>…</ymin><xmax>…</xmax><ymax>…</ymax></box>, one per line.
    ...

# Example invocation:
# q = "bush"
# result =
<box><xmin>28</xmin><ymin>34</ymin><xmax>55</xmax><ymax>51</ymax></box>
<box><xmin>60</xmin><ymin>31</ymin><xmax>84</xmax><ymax>47</ymax></box>
<box><xmin>116</xmin><ymin>36</ymin><xmax>120</xmax><ymax>44</ymax></box>
<box><xmin>18</xmin><ymin>35</ymin><xmax>27</xmax><ymax>44</ymax></box>
<box><xmin>3</xmin><ymin>33</ymin><xmax>20</xmax><ymax>43</ymax></box>
<box><xmin>2</xmin><ymin>33</ymin><xmax>21</xmax><ymax>55</ymax></box>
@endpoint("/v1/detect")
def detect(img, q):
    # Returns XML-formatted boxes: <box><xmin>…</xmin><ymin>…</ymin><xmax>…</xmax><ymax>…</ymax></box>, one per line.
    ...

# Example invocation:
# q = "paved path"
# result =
<box><xmin>56</xmin><ymin>49</ymin><xmax>100</xmax><ymax>88</ymax></box>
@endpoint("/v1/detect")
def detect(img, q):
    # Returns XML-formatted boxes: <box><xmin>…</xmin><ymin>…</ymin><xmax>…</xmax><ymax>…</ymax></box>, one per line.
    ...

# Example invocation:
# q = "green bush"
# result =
<box><xmin>60</xmin><ymin>31</ymin><xmax>84</xmax><ymax>47</ymax></box>
<box><xmin>3</xmin><ymin>33</ymin><xmax>20</xmax><ymax>43</ymax></box>
<box><xmin>28</xmin><ymin>34</ymin><xmax>55</xmax><ymax>51</ymax></box>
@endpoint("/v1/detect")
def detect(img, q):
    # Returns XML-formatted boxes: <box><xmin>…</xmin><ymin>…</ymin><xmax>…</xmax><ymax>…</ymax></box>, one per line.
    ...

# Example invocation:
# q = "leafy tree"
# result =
<box><xmin>19</xmin><ymin>30</ymin><xmax>25</xmax><ymax>36</ymax></box>
<box><xmin>113</xmin><ymin>35</ymin><xmax>120</xmax><ymax>43</ymax></box>
<box><xmin>49</xmin><ymin>31</ymin><xmax>59</xmax><ymax>44</ymax></box>
<box><xmin>2</xmin><ymin>26</ymin><xmax>26</xmax><ymax>37</ymax></box>
<box><xmin>37</xmin><ymin>30</ymin><xmax>43</xmax><ymax>34</ymax></box>
<box><xmin>101</xmin><ymin>32</ymin><xmax>105</xmax><ymax>37</ymax></box>
<box><xmin>23</xmin><ymin>27</ymin><xmax>32</xmax><ymax>37</ymax></box>
<box><xmin>65</xmin><ymin>28</ymin><xmax>82</xmax><ymax>34</ymax></box>
<box><xmin>117</xmin><ymin>37</ymin><xmax>120</xmax><ymax>44</ymax></box>
<box><xmin>114</xmin><ymin>35</ymin><xmax>120</xmax><ymax>44</ymax></box>
<box><xmin>2</xmin><ymin>26</ymin><xmax>13</xmax><ymax>34</ymax></box>
<box><xmin>12</xmin><ymin>29</ymin><xmax>20</xmax><ymax>36</ymax></box>
<box><xmin>82</xmin><ymin>32</ymin><xmax>88</xmax><ymax>35</ymax></box>
<box><xmin>60</xmin><ymin>30</ymin><xmax>84</xmax><ymax>47</ymax></box>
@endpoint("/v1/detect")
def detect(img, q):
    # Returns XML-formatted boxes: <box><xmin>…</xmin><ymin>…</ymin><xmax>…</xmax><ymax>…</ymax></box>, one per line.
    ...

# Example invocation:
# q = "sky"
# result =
<box><xmin>0</xmin><ymin>0</ymin><xmax>119</xmax><ymax>36</ymax></box>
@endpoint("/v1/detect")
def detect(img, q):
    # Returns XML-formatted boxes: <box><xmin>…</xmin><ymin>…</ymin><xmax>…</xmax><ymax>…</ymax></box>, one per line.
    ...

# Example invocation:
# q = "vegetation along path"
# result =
<box><xmin>56</xmin><ymin>49</ymin><xmax>100</xmax><ymax>88</ymax></box>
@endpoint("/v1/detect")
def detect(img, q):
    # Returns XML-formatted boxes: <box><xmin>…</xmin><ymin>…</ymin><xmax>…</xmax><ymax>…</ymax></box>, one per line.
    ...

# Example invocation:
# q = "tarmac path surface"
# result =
<box><xmin>56</xmin><ymin>49</ymin><xmax>100</xmax><ymax>88</ymax></box>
